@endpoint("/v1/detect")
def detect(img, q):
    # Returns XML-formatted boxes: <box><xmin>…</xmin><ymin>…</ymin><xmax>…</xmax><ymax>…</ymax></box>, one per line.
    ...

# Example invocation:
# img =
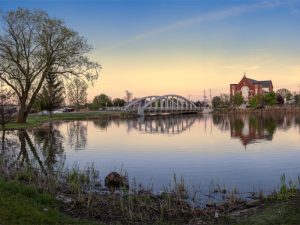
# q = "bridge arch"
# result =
<box><xmin>123</xmin><ymin>94</ymin><xmax>199</xmax><ymax>116</ymax></box>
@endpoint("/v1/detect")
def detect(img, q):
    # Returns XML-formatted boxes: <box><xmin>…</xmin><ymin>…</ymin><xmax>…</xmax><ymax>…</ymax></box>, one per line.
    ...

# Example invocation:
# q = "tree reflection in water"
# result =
<box><xmin>67</xmin><ymin>121</ymin><xmax>88</xmax><ymax>150</ymax></box>
<box><xmin>93</xmin><ymin>119</ymin><xmax>110</xmax><ymax>130</ymax></box>
<box><xmin>0</xmin><ymin>124</ymin><xmax>65</xmax><ymax>176</ymax></box>
<box><xmin>212</xmin><ymin>113</ymin><xmax>299</xmax><ymax>146</ymax></box>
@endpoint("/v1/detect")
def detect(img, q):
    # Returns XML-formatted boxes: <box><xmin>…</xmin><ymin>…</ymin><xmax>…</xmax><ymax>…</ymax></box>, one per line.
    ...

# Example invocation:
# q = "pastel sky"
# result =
<box><xmin>1</xmin><ymin>0</ymin><xmax>300</xmax><ymax>101</ymax></box>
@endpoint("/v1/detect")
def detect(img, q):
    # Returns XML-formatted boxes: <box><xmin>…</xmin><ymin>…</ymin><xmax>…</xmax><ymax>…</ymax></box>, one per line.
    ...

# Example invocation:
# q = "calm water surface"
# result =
<box><xmin>2</xmin><ymin>113</ymin><xmax>300</xmax><ymax>194</ymax></box>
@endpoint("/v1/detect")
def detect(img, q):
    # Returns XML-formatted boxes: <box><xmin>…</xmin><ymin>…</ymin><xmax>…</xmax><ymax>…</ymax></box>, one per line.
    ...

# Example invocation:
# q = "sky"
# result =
<box><xmin>1</xmin><ymin>0</ymin><xmax>300</xmax><ymax>101</ymax></box>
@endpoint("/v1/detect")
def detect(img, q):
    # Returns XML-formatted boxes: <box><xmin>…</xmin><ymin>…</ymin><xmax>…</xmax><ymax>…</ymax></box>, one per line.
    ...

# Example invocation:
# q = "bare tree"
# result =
<box><xmin>0</xmin><ymin>83</ymin><xmax>16</xmax><ymax>130</ymax></box>
<box><xmin>67</xmin><ymin>78</ymin><xmax>88</xmax><ymax>111</ymax></box>
<box><xmin>0</xmin><ymin>9</ymin><xmax>100</xmax><ymax>123</ymax></box>
<box><xmin>124</xmin><ymin>90</ymin><xmax>133</xmax><ymax>103</ymax></box>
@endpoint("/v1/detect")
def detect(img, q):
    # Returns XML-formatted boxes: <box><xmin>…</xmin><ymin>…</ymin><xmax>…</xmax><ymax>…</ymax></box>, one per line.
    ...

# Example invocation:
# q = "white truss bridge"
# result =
<box><xmin>123</xmin><ymin>94</ymin><xmax>201</xmax><ymax>116</ymax></box>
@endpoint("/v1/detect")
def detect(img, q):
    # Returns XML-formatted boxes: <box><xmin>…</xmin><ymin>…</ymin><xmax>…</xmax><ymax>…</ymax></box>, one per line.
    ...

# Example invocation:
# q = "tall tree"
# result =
<box><xmin>0</xmin><ymin>9</ymin><xmax>100</xmax><ymax>123</ymax></box>
<box><xmin>212</xmin><ymin>96</ymin><xmax>222</xmax><ymax>109</ymax></box>
<box><xmin>113</xmin><ymin>98</ymin><xmax>126</xmax><ymax>107</ymax></box>
<box><xmin>124</xmin><ymin>90</ymin><xmax>133</xmax><ymax>103</ymax></box>
<box><xmin>67</xmin><ymin>78</ymin><xmax>88</xmax><ymax>111</ymax></box>
<box><xmin>0</xmin><ymin>83</ymin><xmax>15</xmax><ymax>129</ymax></box>
<box><xmin>276</xmin><ymin>88</ymin><xmax>292</xmax><ymax>102</ymax></box>
<box><xmin>92</xmin><ymin>94</ymin><xmax>112</xmax><ymax>109</ymax></box>
<box><xmin>37</xmin><ymin>70</ymin><xmax>64</xmax><ymax>116</ymax></box>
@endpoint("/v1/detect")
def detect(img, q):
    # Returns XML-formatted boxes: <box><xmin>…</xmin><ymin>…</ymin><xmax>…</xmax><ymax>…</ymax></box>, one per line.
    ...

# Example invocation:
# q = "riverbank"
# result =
<box><xmin>4</xmin><ymin>107</ymin><xmax>299</xmax><ymax>130</ymax></box>
<box><xmin>2</xmin><ymin>111</ymin><xmax>136</xmax><ymax>130</ymax></box>
<box><xmin>0</xmin><ymin>178</ymin><xmax>101</xmax><ymax>225</ymax></box>
<box><xmin>213</xmin><ymin>105</ymin><xmax>300</xmax><ymax>114</ymax></box>
<box><xmin>0</xmin><ymin>177</ymin><xmax>299</xmax><ymax>225</ymax></box>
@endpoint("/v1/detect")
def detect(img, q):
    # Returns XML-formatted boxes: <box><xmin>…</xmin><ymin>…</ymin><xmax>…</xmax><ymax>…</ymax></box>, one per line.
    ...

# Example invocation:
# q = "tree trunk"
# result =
<box><xmin>16</xmin><ymin>106</ymin><xmax>28</xmax><ymax>123</ymax></box>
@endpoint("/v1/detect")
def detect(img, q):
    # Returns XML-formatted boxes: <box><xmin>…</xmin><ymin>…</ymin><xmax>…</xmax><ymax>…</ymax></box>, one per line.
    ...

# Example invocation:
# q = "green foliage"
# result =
<box><xmin>212</xmin><ymin>94</ymin><xmax>230</xmax><ymax>109</ymax></box>
<box><xmin>295</xmin><ymin>94</ymin><xmax>300</xmax><ymax>106</ymax></box>
<box><xmin>276</xmin><ymin>88</ymin><xmax>292</xmax><ymax>101</ymax></box>
<box><xmin>276</xmin><ymin>174</ymin><xmax>298</xmax><ymax>201</ymax></box>
<box><xmin>233</xmin><ymin>93</ymin><xmax>244</xmax><ymax>107</ymax></box>
<box><xmin>264</xmin><ymin>91</ymin><xmax>277</xmax><ymax>106</ymax></box>
<box><xmin>248</xmin><ymin>95</ymin><xmax>261</xmax><ymax>109</ymax></box>
<box><xmin>91</xmin><ymin>94</ymin><xmax>113</xmax><ymax>109</ymax></box>
<box><xmin>0</xmin><ymin>178</ymin><xmax>100</xmax><ymax>225</ymax></box>
<box><xmin>212</xmin><ymin>96</ymin><xmax>222</xmax><ymax>108</ymax></box>
<box><xmin>37</xmin><ymin>71</ymin><xmax>65</xmax><ymax>114</ymax></box>
<box><xmin>113</xmin><ymin>98</ymin><xmax>126</xmax><ymax>107</ymax></box>
<box><xmin>220</xmin><ymin>94</ymin><xmax>230</xmax><ymax>108</ymax></box>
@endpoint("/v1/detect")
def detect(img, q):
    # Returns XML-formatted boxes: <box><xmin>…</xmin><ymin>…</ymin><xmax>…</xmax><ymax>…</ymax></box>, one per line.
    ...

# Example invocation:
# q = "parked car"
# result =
<box><xmin>53</xmin><ymin>109</ymin><xmax>64</xmax><ymax>114</ymax></box>
<box><xmin>62</xmin><ymin>107</ymin><xmax>75</xmax><ymax>112</ymax></box>
<box><xmin>38</xmin><ymin>110</ymin><xmax>50</xmax><ymax>115</ymax></box>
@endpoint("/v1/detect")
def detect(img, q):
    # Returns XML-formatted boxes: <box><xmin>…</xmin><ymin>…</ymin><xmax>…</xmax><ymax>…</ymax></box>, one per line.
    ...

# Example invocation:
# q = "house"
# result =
<box><xmin>230</xmin><ymin>73</ymin><xmax>273</xmax><ymax>102</ymax></box>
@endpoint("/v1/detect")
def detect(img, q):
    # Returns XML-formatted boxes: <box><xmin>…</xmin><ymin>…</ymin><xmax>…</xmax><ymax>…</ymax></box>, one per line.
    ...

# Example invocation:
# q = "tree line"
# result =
<box><xmin>212</xmin><ymin>88</ymin><xmax>300</xmax><ymax>109</ymax></box>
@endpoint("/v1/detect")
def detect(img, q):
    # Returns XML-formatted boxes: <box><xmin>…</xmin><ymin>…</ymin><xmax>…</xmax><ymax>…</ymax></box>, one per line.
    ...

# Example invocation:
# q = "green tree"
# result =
<box><xmin>92</xmin><ymin>94</ymin><xmax>113</xmax><ymax>109</ymax></box>
<box><xmin>294</xmin><ymin>94</ymin><xmax>300</xmax><ymax>106</ymax></box>
<box><xmin>276</xmin><ymin>88</ymin><xmax>292</xmax><ymax>102</ymax></box>
<box><xmin>248</xmin><ymin>95</ymin><xmax>260</xmax><ymax>109</ymax></box>
<box><xmin>113</xmin><ymin>98</ymin><xmax>126</xmax><ymax>107</ymax></box>
<box><xmin>264</xmin><ymin>91</ymin><xmax>277</xmax><ymax>106</ymax></box>
<box><xmin>220</xmin><ymin>93</ymin><xmax>230</xmax><ymax>108</ymax></box>
<box><xmin>37</xmin><ymin>71</ymin><xmax>64</xmax><ymax>116</ymax></box>
<box><xmin>67</xmin><ymin>78</ymin><xmax>88</xmax><ymax>111</ymax></box>
<box><xmin>0</xmin><ymin>9</ymin><xmax>100</xmax><ymax>123</ymax></box>
<box><xmin>212</xmin><ymin>96</ymin><xmax>222</xmax><ymax>109</ymax></box>
<box><xmin>233</xmin><ymin>93</ymin><xmax>244</xmax><ymax>108</ymax></box>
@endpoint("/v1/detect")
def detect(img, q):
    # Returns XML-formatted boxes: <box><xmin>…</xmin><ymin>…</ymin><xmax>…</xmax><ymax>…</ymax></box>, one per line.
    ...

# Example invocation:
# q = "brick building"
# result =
<box><xmin>230</xmin><ymin>74</ymin><xmax>273</xmax><ymax>102</ymax></box>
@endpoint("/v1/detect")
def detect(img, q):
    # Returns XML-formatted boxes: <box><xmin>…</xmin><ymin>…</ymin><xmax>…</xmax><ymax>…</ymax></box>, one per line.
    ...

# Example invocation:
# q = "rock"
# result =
<box><xmin>104</xmin><ymin>172</ymin><xmax>129</xmax><ymax>193</ymax></box>
<box><xmin>246</xmin><ymin>199</ymin><xmax>260</xmax><ymax>208</ymax></box>
<box><xmin>214</xmin><ymin>211</ymin><xmax>219</xmax><ymax>218</ymax></box>
<box><xmin>56</xmin><ymin>195</ymin><xmax>73</xmax><ymax>204</ymax></box>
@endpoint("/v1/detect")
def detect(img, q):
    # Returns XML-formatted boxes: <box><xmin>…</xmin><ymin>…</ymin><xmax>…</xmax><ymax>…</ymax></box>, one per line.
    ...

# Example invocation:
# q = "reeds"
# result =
<box><xmin>0</xmin><ymin>158</ymin><xmax>299</xmax><ymax>224</ymax></box>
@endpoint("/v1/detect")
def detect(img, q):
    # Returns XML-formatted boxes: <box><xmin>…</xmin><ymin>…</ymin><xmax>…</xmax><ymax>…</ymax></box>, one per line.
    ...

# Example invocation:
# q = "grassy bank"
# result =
<box><xmin>0</xmin><ymin>178</ymin><xmax>101</xmax><ymax>225</ymax></box>
<box><xmin>216</xmin><ymin>192</ymin><xmax>300</xmax><ymax>225</ymax></box>
<box><xmin>2</xmin><ymin>111</ymin><xmax>135</xmax><ymax>130</ymax></box>
<box><xmin>1</xmin><ymin>177</ymin><xmax>299</xmax><ymax>225</ymax></box>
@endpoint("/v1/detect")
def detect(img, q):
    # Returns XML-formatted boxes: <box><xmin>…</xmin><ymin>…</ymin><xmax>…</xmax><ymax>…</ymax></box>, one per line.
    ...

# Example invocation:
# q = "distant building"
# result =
<box><xmin>230</xmin><ymin>73</ymin><xmax>273</xmax><ymax>102</ymax></box>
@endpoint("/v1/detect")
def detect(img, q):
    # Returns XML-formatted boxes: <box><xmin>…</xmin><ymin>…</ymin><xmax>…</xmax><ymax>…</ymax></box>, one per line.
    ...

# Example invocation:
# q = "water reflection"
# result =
<box><xmin>230</xmin><ymin>115</ymin><xmax>275</xmax><ymax>146</ymax></box>
<box><xmin>128</xmin><ymin>115</ymin><xmax>197</xmax><ymax>134</ymax></box>
<box><xmin>0</xmin><ymin>113</ymin><xmax>300</xmax><ymax>194</ymax></box>
<box><xmin>32</xmin><ymin>124</ymin><xmax>65</xmax><ymax>172</ymax></box>
<box><xmin>212</xmin><ymin>113</ymin><xmax>300</xmax><ymax>146</ymax></box>
<box><xmin>0</xmin><ymin>124</ymin><xmax>65</xmax><ymax>175</ymax></box>
<box><xmin>67</xmin><ymin>121</ymin><xmax>88</xmax><ymax>150</ymax></box>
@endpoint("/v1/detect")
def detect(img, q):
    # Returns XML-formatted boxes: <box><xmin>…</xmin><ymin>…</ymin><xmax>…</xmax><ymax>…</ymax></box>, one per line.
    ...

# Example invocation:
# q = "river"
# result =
<box><xmin>1</xmin><ymin>113</ymin><xmax>300</xmax><ymax>197</ymax></box>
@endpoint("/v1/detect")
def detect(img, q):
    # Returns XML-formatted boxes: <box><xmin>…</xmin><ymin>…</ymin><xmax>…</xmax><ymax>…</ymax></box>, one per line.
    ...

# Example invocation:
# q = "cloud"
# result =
<box><xmin>106</xmin><ymin>0</ymin><xmax>293</xmax><ymax>50</ymax></box>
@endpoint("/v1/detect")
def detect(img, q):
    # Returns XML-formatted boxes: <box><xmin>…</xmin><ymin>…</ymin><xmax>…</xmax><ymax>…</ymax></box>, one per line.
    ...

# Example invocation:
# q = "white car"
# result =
<box><xmin>38</xmin><ymin>110</ymin><xmax>50</xmax><ymax>115</ymax></box>
<box><xmin>53</xmin><ymin>109</ymin><xmax>64</xmax><ymax>114</ymax></box>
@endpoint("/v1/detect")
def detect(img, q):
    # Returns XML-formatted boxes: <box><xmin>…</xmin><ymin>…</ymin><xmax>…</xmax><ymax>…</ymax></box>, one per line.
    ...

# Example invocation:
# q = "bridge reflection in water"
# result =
<box><xmin>127</xmin><ymin>115</ymin><xmax>197</xmax><ymax>135</ymax></box>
